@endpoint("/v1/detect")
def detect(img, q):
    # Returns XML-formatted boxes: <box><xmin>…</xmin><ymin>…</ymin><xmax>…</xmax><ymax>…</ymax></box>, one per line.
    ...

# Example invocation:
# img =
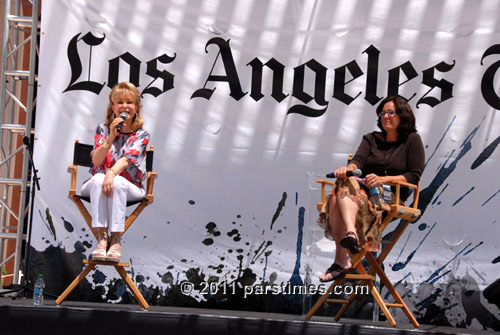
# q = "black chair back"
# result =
<box><xmin>73</xmin><ymin>142</ymin><xmax>93</xmax><ymax>167</ymax></box>
<box><xmin>73</xmin><ymin>141</ymin><xmax>153</xmax><ymax>171</ymax></box>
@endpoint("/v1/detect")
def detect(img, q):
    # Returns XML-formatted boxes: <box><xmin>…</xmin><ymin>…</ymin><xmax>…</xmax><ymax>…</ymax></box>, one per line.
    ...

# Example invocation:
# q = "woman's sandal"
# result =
<box><xmin>105</xmin><ymin>248</ymin><xmax>121</xmax><ymax>262</ymax></box>
<box><xmin>340</xmin><ymin>231</ymin><xmax>360</xmax><ymax>254</ymax></box>
<box><xmin>91</xmin><ymin>232</ymin><xmax>108</xmax><ymax>261</ymax></box>
<box><xmin>91</xmin><ymin>247</ymin><xmax>107</xmax><ymax>261</ymax></box>
<box><xmin>106</xmin><ymin>234</ymin><xmax>121</xmax><ymax>262</ymax></box>
<box><xmin>319</xmin><ymin>263</ymin><xmax>350</xmax><ymax>282</ymax></box>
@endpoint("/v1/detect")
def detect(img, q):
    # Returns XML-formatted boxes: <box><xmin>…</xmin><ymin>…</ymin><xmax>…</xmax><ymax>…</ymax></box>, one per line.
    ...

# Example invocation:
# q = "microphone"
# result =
<box><xmin>117</xmin><ymin>112</ymin><xmax>128</xmax><ymax>131</ymax></box>
<box><xmin>326</xmin><ymin>169</ymin><xmax>362</xmax><ymax>179</ymax></box>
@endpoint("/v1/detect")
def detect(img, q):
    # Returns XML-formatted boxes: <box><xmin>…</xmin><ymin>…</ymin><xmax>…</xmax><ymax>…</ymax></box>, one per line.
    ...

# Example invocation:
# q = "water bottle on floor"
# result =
<box><xmin>33</xmin><ymin>274</ymin><xmax>45</xmax><ymax>306</ymax></box>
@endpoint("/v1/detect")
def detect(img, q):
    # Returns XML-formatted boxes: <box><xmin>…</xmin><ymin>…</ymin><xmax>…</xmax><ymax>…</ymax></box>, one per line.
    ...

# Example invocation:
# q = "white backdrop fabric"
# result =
<box><xmin>34</xmin><ymin>0</ymin><xmax>500</xmax><ymax>328</ymax></box>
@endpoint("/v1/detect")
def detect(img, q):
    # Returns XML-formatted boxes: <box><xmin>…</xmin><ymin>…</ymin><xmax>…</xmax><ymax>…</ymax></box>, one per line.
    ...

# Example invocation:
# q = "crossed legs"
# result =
<box><xmin>319</xmin><ymin>191</ymin><xmax>359</xmax><ymax>282</ymax></box>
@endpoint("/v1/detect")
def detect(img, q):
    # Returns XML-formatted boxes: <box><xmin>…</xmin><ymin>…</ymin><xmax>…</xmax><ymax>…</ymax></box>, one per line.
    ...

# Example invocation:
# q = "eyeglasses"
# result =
<box><xmin>378</xmin><ymin>110</ymin><xmax>397</xmax><ymax>118</ymax></box>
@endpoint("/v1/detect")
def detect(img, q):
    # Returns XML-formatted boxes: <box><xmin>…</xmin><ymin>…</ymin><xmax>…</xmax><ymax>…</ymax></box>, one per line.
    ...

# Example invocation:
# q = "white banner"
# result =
<box><xmin>34</xmin><ymin>0</ymin><xmax>500</xmax><ymax>329</ymax></box>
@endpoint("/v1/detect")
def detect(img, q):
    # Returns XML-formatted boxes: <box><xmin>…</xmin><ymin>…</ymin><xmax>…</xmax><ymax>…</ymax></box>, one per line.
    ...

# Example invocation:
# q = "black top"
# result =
<box><xmin>349</xmin><ymin>131</ymin><xmax>425</xmax><ymax>201</ymax></box>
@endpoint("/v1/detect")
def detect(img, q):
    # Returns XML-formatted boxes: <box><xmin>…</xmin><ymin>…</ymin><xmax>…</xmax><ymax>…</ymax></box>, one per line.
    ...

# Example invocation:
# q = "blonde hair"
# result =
<box><xmin>105</xmin><ymin>82</ymin><xmax>144</xmax><ymax>129</ymax></box>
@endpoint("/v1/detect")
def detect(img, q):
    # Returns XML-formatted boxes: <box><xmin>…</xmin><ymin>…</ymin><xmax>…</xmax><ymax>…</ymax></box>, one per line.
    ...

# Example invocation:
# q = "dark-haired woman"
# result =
<box><xmin>319</xmin><ymin>96</ymin><xmax>425</xmax><ymax>282</ymax></box>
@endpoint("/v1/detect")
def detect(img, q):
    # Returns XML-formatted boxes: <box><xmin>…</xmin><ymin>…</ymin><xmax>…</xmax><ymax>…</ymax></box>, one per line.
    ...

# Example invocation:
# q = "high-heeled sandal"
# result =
<box><xmin>340</xmin><ymin>231</ymin><xmax>360</xmax><ymax>254</ymax></box>
<box><xmin>91</xmin><ymin>231</ymin><xmax>108</xmax><ymax>261</ymax></box>
<box><xmin>319</xmin><ymin>263</ymin><xmax>350</xmax><ymax>282</ymax></box>
<box><xmin>106</xmin><ymin>234</ymin><xmax>121</xmax><ymax>262</ymax></box>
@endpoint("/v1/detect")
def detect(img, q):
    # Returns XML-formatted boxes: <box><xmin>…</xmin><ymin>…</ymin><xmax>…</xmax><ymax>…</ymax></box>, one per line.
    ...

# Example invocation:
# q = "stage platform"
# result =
<box><xmin>0</xmin><ymin>296</ymin><xmax>494</xmax><ymax>335</ymax></box>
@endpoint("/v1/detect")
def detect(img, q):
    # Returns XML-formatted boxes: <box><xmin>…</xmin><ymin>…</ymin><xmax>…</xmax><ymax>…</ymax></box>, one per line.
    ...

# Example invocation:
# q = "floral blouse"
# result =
<box><xmin>90</xmin><ymin>123</ymin><xmax>150</xmax><ymax>188</ymax></box>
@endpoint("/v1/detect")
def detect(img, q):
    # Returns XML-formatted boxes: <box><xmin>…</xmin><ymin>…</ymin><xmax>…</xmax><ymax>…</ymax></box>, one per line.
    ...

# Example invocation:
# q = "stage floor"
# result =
<box><xmin>0</xmin><ymin>296</ymin><xmax>495</xmax><ymax>335</ymax></box>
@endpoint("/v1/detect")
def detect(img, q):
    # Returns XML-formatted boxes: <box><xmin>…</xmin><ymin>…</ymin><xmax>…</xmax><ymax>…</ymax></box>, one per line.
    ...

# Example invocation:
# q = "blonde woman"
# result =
<box><xmin>81</xmin><ymin>82</ymin><xmax>150</xmax><ymax>262</ymax></box>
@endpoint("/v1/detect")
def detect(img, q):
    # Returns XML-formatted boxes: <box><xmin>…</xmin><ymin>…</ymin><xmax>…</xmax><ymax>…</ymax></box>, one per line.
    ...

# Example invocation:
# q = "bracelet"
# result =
<box><xmin>109</xmin><ymin>168</ymin><xmax>119</xmax><ymax>176</ymax></box>
<box><xmin>102</xmin><ymin>141</ymin><xmax>111</xmax><ymax>150</ymax></box>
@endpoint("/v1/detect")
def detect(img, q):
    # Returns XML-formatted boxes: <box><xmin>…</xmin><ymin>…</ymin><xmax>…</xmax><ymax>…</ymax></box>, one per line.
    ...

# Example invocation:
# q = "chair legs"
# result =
<box><xmin>305</xmin><ymin>242</ymin><xmax>420</xmax><ymax>328</ymax></box>
<box><xmin>305</xmin><ymin>276</ymin><xmax>344</xmax><ymax>320</ymax></box>
<box><xmin>365</xmin><ymin>253</ymin><xmax>419</xmax><ymax>327</ymax></box>
<box><xmin>308</xmin><ymin>179</ymin><xmax>421</xmax><ymax>327</ymax></box>
<box><xmin>56</xmin><ymin>260</ymin><xmax>150</xmax><ymax>310</ymax></box>
<box><xmin>114</xmin><ymin>264</ymin><xmax>149</xmax><ymax>309</ymax></box>
<box><xmin>55</xmin><ymin>263</ymin><xmax>96</xmax><ymax>305</ymax></box>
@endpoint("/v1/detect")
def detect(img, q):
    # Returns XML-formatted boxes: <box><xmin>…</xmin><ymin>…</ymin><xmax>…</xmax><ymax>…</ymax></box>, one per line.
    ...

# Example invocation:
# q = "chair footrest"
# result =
<box><xmin>327</xmin><ymin>299</ymin><xmax>349</xmax><ymax>304</ymax></box>
<box><xmin>385</xmin><ymin>303</ymin><xmax>404</xmax><ymax>308</ymax></box>
<box><xmin>344</xmin><ymin>274</ymin><xmax>375</xmax><ymax>281</ymax></box>
<box><xmin>83</xmin><ymin>259</ymin><xmax>130</xmax><ymax>267</ymax></box>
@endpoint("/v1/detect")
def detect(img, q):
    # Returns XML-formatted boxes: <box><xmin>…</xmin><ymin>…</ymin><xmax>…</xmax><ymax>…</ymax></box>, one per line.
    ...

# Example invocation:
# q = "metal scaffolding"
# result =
<box><xmin>0</xmin><ymin>0</ymin><xmax>39</xmax><ymax>287</ymax></box>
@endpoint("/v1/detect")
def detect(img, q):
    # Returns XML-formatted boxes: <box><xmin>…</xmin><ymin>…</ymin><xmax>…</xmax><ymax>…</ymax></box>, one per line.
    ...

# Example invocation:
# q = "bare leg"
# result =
<box><xmin>330</xmin><ymin>194</ymin><xmax>350</xmax><ymax>267</ymax></box>
<box><xmin>319</xmin><ymin>192</ymin><xmax>354</xmax><ymax>281</ymax></box>
<box><xmin>337</xmin><ymin>193</ymin><xmax>358</xmax><ymax>236</ymax></box>
<box><xmin>337</xmin><ymin>193</ymin><xmax>360</xmax><ymax>254</ymax></box>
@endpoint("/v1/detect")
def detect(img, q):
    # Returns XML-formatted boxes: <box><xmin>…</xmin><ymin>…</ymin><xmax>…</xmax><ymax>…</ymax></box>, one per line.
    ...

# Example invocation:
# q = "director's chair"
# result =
<box><xmin>55</xmin><ymin>140</ymin><xmax>157</xmax><ymax>309</ymax></box>
<box><xmin>305</xmin><ymin>175</ymin><xmax>421</xmax><ymax>328</ymax></box>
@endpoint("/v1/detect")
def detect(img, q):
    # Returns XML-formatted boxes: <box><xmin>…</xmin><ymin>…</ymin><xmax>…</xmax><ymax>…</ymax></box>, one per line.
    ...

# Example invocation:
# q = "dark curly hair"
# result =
<box><xmin>376</xmin><ymin>96</ymin><xmax>417</xmax><ymax>140</ymax></box>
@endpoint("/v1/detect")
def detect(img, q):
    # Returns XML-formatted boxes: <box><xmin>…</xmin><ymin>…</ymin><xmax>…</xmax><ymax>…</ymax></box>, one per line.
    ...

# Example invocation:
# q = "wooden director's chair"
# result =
<box><xmin>55</xmin><ymin>140</ymin><xmax>157</xmax><ymax>310</ymax></box>
<box><xmin>305</xmin><ymin>173</ymin><xmax>421</xmax><ymax>328</ymax></box>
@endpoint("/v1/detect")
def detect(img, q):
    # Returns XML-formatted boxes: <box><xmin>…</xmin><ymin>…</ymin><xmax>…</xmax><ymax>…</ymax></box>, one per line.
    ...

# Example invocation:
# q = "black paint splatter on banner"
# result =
<box><xmin>62</xmin><ymin>216</ymin><xmax>74</xmax><ymax>232</ymax></box>
<box><xmin>459</xmin><ymin>274</ymin><xmax>500</xmax><ymax>330</ymax></box>
<box><xmin>202</xmin><ymin>238</ymin><xmax>214</xmax><ymax>246</ymax></box>
<box><xmin>227</xmin><ymin>229</ymin><xmax>241</xmax><ymax>242</ymax></box>
<box><xmin>28</xmin><ymin>243</ymin><xmax>104</xmax><ymax>302</ymax></box>
<box><xmin>470</xmin><ymin>135</ymin><xmax>500</xmax><ymax>169</ymax></box>
<box><xmin>392</xmin><ymin>222</ymin><xmax>436</xmax><ymax>271</ymax></box>
<box><xmin>205</xmin><ymin>222</ymin><xmax>220</xmax><ymax>236</ymax></box>
<box><xmin>271</xmin><ymin>192</ymin><xmax>287</xmax><ymax>230</ymax></box>
<box><xmin>41</xmin><ymin>208</ymin><xmax>57</xmax><ymax>240</ymax></box>
<box><xmin>482</xmin><ymin>188</ymin><xmax>500</xmax><ymax>206</ymax></box>
<box><xmin>419</xmin><ymin>122</ymin><xmax>480</xmax><ymax>218</ymax></box>
<box><xmin>452</xmin><ymin>187</ymin><xmax>475</xmax><ymax>206</ymax></box>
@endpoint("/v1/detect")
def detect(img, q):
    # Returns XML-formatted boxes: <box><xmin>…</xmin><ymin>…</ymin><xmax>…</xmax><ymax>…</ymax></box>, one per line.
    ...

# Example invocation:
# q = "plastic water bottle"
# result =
<box><xmin>33</xmin><ymin>274</ymin><xmax>45</xmax><ymax>306</ymax></box>
<box><xmin>382</xmin><ymin>184</ymin><xmax>393</xmax><ymax>204</ymax></box>
<box><xmin>369</xmin><ymin>186</ymin><xmax>385</xmax><ymax>207</ymax></box>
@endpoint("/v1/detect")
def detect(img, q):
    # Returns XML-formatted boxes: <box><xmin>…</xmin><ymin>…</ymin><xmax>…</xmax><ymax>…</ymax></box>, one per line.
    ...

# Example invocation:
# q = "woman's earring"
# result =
<box><xmin>133</xmin><ymin>113</ymin><xmax>138</xmax><ymax>122</ymax></box>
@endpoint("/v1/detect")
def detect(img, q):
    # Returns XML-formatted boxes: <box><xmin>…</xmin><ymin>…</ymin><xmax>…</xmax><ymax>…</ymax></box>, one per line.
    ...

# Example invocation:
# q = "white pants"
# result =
<box><xmin>81</xmin><ymin>173</ymin><xmax>145</xmax><ymax>232</ymax></box>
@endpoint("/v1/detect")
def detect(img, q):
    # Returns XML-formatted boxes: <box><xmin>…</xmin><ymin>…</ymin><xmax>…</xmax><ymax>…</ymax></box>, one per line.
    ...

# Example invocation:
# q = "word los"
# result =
<box><xmin>64</xmin><ymin>32</ymin><xmax>500</xmax><ymax>116</ymax></box>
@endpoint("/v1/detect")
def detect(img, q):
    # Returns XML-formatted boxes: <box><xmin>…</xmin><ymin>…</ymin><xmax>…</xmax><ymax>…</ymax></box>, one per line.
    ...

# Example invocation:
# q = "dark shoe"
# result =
<box><xmin>340</xmin><ymin>231</ymin><xmax>360</xmax><ymax>254</ymax></box>
<box><xmin>319</xmin><ymin>263</ymin><xmax>349</xmax><ymax>282</ymax></box>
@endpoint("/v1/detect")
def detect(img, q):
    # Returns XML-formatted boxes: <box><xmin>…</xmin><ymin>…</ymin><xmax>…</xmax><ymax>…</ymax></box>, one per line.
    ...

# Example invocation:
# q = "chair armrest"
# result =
<box><xmin>146</xmin><ymin>171</ymin><xmax>157</xmax><ymax>203</ymax></box>
<box><xmin>316</xmin><ymin>179</ymin><xmax>336</xmax><ymax>211</ymax></box>
<box><xmin>68</xmin><ymin>165</ymin><xmax>78</xmax><ymax>196</ymax></box>
<box><xmin>316</xmin><ymin>179</ymin><xmax>336</xmax><ymax>186</ymax></box>
<box><xmin>392</xmin><ymin>180</ymin><xmax>419</xmax><ymax>190</ymax></box>
<box><xmin>392</xmin><ymin>181</ymin><xmax>420</xmax><ymax>209</ymax></box>
<box><xmin>315</xmin><ymin>179</ymin><xmax>421</xmax><ymax>212</ymax></box>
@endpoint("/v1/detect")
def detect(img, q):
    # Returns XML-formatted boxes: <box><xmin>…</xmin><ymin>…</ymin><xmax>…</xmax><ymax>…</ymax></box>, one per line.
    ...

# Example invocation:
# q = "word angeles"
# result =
<box><xmin>64</xmin><ymin>32</ymin><xmax>500</xmax><ymax>116</ymax></box>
